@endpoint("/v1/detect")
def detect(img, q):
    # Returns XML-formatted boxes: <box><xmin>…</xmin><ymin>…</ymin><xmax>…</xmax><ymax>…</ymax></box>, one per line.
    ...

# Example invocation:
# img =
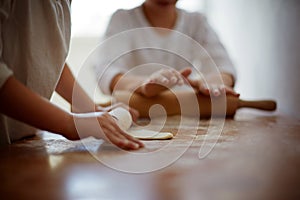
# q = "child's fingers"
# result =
<box><xmin>111</xmin><ymin>125</ymin><xmax>143</xmax><ymax>149</ymax></box>
<box><xmin>107</xmin><ymin>115</ymin><xmax>143</xmax><ymax>148</ymax></box>
<box><xmin>105</xmin><ymin>125</ymin><xmax>141</xmax><ymax>150</ymax></box>
<box><xmin>96</xmin><ymin>113</ymin><xmax>142</xmax><ymax>150</ymax></box>
<box><xmin>101</xmin><ymin>103</ymin><xmax>140</xmax><ymax>122</ymax></box>
<box><xmin>122</xmin><ymin>131</ymin><xmax>144</xmax><ymax>147</ymax></box>
<box><xmin>128</xmin><ymin>107</ymin><xmax>140</xmax><ymax>122</ymax></box>
<box><xmin>106</xmin><ymin>131</ymin><xmax>136</xmax><ymax>150</ymax></box>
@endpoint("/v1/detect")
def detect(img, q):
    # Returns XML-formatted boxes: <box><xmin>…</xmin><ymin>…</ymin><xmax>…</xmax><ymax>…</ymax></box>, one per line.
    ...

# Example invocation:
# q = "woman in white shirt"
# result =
<box><xmin>96</xmin><ymin>0</ymin><xmax>239</xmax><ymax>99</ymax></box>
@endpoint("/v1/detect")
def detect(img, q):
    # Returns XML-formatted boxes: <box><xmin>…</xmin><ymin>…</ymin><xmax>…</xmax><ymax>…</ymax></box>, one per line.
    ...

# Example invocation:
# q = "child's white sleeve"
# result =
<box><xmin>0</xmin><ymin>63</ymin><xmax>13</xmax><ymax>90</ymax></box>
<box><xmin>0</xmin><ymin>3</ymin><xmax>13</xmax><ymax>90</ymax></box>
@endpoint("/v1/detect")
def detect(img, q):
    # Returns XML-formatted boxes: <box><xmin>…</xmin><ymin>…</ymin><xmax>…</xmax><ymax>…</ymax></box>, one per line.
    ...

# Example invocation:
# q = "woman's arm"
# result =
<box><xmin>110</xmin><ymin>68</ymin><xmax>192</xmax><ymax>97</ymax></box>
<box><xmin>187</xmin><ymin>72</ymin><xmax>239</xmax><ymax>97</ymax></box>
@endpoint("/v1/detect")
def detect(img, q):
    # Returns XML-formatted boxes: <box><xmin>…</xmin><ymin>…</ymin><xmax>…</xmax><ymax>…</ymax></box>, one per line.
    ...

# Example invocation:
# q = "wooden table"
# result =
<box><xmin>1</xmin><ymin>110</ymin><xmax>299</xmax><ymax>200</ymax></box>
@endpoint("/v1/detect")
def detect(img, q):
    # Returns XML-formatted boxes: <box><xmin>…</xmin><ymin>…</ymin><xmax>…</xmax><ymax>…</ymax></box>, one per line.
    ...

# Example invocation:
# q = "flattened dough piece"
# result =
<box><xmin>127</xmin><ymin>129</ymin><xmax>173</xmax><ymax>140</ymax></box>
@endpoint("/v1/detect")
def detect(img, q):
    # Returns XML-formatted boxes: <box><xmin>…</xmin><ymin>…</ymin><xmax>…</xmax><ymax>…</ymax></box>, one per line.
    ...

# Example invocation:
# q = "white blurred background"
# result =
<box><xmin>52</xmin><ymin>0</ymin><xmax>300</xmax><ymax>118</ymax></box>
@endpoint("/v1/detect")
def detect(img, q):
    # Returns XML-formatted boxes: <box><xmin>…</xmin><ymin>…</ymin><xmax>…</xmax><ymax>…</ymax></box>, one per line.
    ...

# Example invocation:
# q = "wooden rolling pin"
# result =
<box><xmin>112</xmin><ymin>90</ymin><xmax>277</xmax><ymax>118</ymax></box>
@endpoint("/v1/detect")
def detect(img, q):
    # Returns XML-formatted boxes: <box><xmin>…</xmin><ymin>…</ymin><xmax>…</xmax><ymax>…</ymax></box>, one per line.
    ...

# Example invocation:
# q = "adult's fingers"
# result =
<box><xmin>151</xmin><ymin>69</ymin><xmax>178</xmax><ymax>85</ymax></box>
<box><xmin>185</xmin><ymin>78</ymin><xmax>199</xmax><ymax>88</ymax></box>
<box><xmin>221</xmin><ymin>85</ymin><xmax>240</xmax><ymax>97</ymax></box>
<box><xmin>180</xmin><ymin>67</ymin><xmax>192</xmax><ymax>78</ymax></box>
<box><xmin>170</xmin><ymin>69</ymin><xmax>185</xmax><ymax>85</ymax></box>
<box><xmin>198</xmin><ymin>84</ymin><xmax>239</xmax><ymax>97</ymax></box>
<box><xmin>198</xmin><ymin>83</ymin><xmax>211</xmax><ymax>96</ymax></box>
<box><xmin>211</xmin><ymin>85</ymin><xmax>221</xmax><ymax>96</ymax></box>
<box><xmin>160</xmin><ymin>69</ymin><xmax>178</xmax><ymax>85</ymax></box>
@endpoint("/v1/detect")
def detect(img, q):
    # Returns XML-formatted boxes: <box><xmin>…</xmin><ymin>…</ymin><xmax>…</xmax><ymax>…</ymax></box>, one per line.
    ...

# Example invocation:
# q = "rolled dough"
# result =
<box><xmin>109</xmin><ymin>108</ymin><xmax>173</xmax><ymax>140</ymax></box>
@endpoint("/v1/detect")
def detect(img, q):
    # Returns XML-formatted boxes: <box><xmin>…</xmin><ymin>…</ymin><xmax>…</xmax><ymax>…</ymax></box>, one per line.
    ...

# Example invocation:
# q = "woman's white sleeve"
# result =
<box><xmin>194</xmin><ymin>14</ymin><xmax>237</xmax><ymax>82</ymax></box>
<box><xmin>94</xmin><ymin>10</ymin><xmax>130</xmax><ymax>94</ymax></box>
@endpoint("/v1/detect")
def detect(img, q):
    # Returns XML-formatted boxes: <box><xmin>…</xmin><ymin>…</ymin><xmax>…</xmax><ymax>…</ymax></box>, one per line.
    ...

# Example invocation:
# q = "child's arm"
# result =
<box><xmin>0</xmin><ymin>77</ymin><xmax>73</xmax><ymax>137</ymax></box>
<box><xmin>56</xmin><ymin>64</ymin><xmax>96</xmax><ymax>113</ymax></box>
<box><xmin>56</xmin><ymin>64</ymin><xmax>139</xmax><ymax>120</ymax></box>
<box><xmin>0</xmin><ymin>77</ymin><xmax>143</xmax><ymax>149</ymax></box>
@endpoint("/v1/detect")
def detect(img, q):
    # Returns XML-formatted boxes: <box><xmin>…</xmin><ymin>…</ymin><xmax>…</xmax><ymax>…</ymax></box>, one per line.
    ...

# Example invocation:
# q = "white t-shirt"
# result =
<box><xmin>0</xmin><ymin>0</ymin><xmax>71</xmax><ymax>144</ymax></box>
<box><xmin>95</xmin><ymin>5</ymin><xmax>236</xmax><ymax>94</ymax></box>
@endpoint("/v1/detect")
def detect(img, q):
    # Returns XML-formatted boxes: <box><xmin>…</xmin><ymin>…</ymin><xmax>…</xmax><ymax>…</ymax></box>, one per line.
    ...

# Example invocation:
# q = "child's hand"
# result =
<box><xmin>71</xmin><ymin>112</ymin><xmax>144</xmax><ymax>150</ymax></box>
<box><xmin>139</xmin><ymin>68</ymin><xmax>192</xmax><ymax>97</ymax></box>
<box><xmin>96</xmin><ymin>102</ymin><xmax>139</xmax><ymax>122</ymax></box>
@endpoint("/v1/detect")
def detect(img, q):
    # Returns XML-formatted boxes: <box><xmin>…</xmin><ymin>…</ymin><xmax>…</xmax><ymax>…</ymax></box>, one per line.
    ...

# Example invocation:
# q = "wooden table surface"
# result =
<box><xmin>1</xmin><ymin>110</ymin><xmax>299</xmax><ymax>200</ymax></box>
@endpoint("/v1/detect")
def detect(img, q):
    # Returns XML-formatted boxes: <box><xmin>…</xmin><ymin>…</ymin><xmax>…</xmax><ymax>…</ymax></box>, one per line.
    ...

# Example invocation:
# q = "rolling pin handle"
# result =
<box><xmin>238</xmin><ymin>99</ymin><xmax>277</xmax><ymax>111</ymax></box>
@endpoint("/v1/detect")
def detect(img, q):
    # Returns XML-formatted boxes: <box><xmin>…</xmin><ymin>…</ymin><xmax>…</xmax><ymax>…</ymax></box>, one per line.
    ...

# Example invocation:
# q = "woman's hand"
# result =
<box><xmin>138</xmin><ymin>68</ymin><xmax>192</xmax><ymax>97</ymax></box>
<box><xmin>186</xmin><ymin>73</ymin><xmax>239</xmax><ymax>97</ymax></box>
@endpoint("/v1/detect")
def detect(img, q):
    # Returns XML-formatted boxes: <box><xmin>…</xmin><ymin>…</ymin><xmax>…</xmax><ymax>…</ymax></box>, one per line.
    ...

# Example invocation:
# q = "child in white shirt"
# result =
<box><xmin>0</xmin><ymin>0</ymin><xmax>143</xmax><ymax>149</ymax></box>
